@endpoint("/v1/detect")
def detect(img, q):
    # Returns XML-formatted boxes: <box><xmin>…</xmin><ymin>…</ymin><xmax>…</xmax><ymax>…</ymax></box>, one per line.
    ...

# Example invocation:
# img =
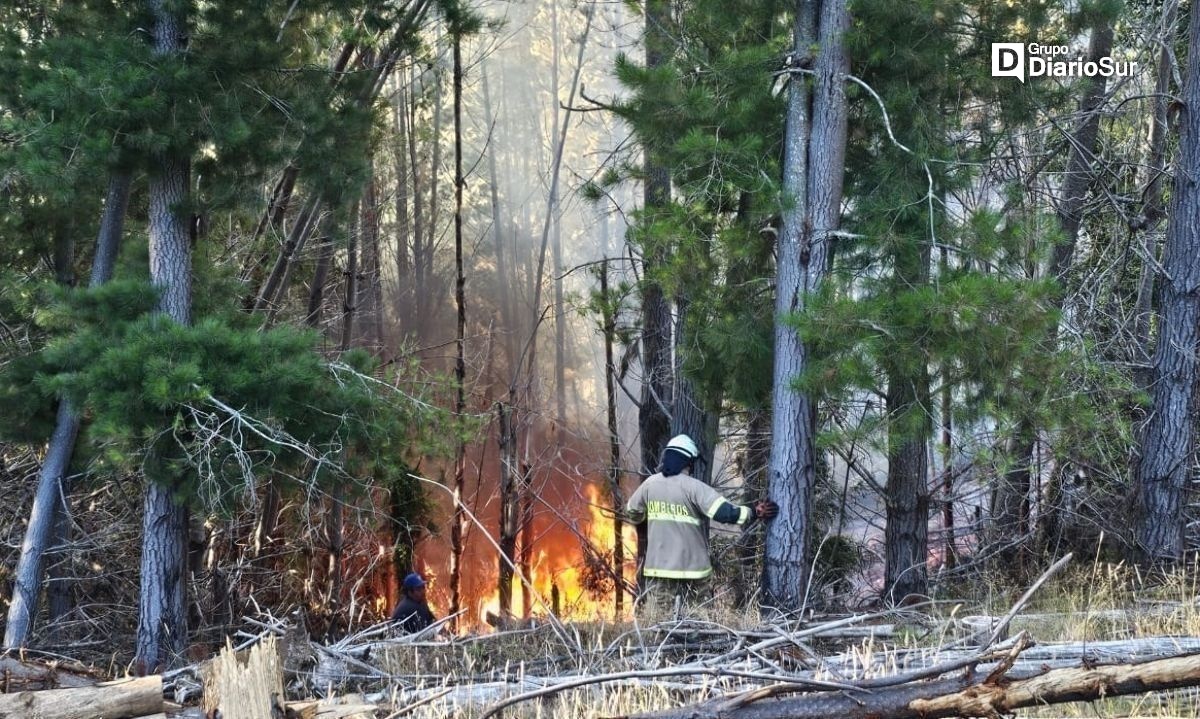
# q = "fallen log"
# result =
<box><xmin>0</xmin><ymin>656</ymin><xmax>99</xmax><ymax>690</ymax></box>
<box><xmin>0</xmin><ymin>674</ymin><xmax>162</xmax><ymax>719</ymax></box>
<box><xmin>626</xmin><ymin>651</ymin><xmax>1200</xmax><ymax>719</ymax></box>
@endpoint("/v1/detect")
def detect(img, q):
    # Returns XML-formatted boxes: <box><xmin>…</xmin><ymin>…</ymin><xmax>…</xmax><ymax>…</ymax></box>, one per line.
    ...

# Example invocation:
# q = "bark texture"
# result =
<box><xmin>764</xmin><ymin>0</ymin><xmax>847</xmax><ymax>612</ymax></box>
<box><xmin>0</xmin><ymin>675</ymin><xmax>162</xmax><ymax>719</ymax></box>
<box><xmin>138</xmin><ymin>4</ymin><xmax>193</xmax><ymax>669</ymax></box>
<box><xmin>638</xmin><ymin>0</ymin><xmax>674</xmax><ymax>481</ymax></box>
<box><xmin>1133</xmin><ymin>0</ymin><xmax>1200</xmax><ymax>563</ymax></box>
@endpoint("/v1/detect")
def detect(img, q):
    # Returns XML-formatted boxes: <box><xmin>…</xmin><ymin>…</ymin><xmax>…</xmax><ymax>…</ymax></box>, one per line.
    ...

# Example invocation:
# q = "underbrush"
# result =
<box><xmin>371</xmin><ymin>560</ymin><xmax>1200</xmax><ymax>719</ymax></box>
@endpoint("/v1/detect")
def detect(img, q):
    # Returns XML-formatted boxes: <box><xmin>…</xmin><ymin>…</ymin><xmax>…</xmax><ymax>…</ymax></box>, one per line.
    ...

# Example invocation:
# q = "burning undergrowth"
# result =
<box><xmin>414</xmin><ymin>423</ymin><xmax>638</xmax><ymax>632</ymax></box>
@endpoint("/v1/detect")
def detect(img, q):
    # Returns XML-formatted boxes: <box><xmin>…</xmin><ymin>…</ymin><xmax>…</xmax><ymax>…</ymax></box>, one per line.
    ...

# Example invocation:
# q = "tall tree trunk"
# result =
<box><xmin>325</xmin><ymin>206</ymin><xmax>359</xmax><ymax>620</ymax></box>
<box><xmin>138</xmin><ymin>2</ymin><xmax>193</xmax><ymax>670</ymax></box>
<box><xmin>883</xmin><ymin>364</ymin><xmax>932</xmax><ymax>602</ymax></box>
<box><xmin>358</xmin><ymin>160</ymin><xmax>384</xmax><ymax>350</ymax></box>
<box><xmin>638</xmin><ymin>0</ymin><xmax>674</xmax><ymax>478</ymax></box>
<box><xmin>764</xmin><ymin>0</ymin><xmax>847</xmax><ymax>612</ymax></box>
<box><xmin>4</xmin><ymin>172</ymin><xmax>131</xmax><ymax>649</ymax></box>
<box><xmin>550</xmin><ymin>0</ymin><xmax>568</xmax><ymax>424</ymax></box>
<box><xmin>1133</xmin><ymin>0</ymin><xmax>1200</xmax><ymax>564</ymax></box>
<box><xmin>635</xmin><ymin>0</ymin><xmax>676</xmax><ymax>594</ymax></box>
<box><xmin>394</xmin><ymin>84</ymin><xmax>413</xmax><ymax>336</ymax></box>
<box><xmin>254</xmin><ymin>196</ymin><xmax>323</xmax><ymax>315</ymax></box>
<box><xmin>407</xmin><ymin>62</ymin><xmax>427</xmax><ymax>342</ymax></box>
<box><xmin>136</xmin><ymin>2</ymin><xmax>194</xmax><ymax>675</ymax></box>
<box><xmin>526</xmin><ymin>1</ymin><xmax>595</xmax><ymax>388</ymax></box>
<box><xmin>497</xmin><ymin>403</ymin><xmax>518</xmax><ymax>619</ymax></box>
<box><xmin>448</xmin><ymin>28</ymin><xmax>468</xmax><ymax>629</ymax></box>
<box><xmin>938</xmin><ymin>367</ymin><xmax>956</xmax><ymax>570</ymax></box>
<box><xmin>1133</xmin><ymin>0</ymin><xmax>1178</xmax><ymax>374</ymax></box>
<box><xmin>601</xmin><ymin>259</ymin><xmax>626</xmax><ymax>616</ymax></box>
<box><xmin>482</xmin><ymin>64</ymin><xmax>517</xmax><ymax>372</ymax></box>
<box><xmin>425</xmin><ymin>27</ymin><xmax>444</xmax><ymax>341</ymax></box>
<box><xmin>670</xmin><ymin>296</ymin><xmax>719</xmax><ymax>485</ymax></box>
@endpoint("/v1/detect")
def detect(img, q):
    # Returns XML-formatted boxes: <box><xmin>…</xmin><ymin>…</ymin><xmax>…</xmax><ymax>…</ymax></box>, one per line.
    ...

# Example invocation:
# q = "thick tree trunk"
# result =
<box><xmin>137</xmin><ymin>3</ymin><xmax>194</xmax><ymax>670</ymax></box>
<box><xmin>764</xmin><ymin>0</ymin><xmax>847</xmax><ymax>612</ymax></box>
<box><xmin>638</xmin><ymin>0</ymin><xmax>674</xmax><ymax>479</ymax></box>
<box><xmin>0</xmin><ymin>675</ymin><xmax>162</xmax><ymax>719</ymax></box>
<box><xmin>1133</xmin><ymin>1</ymin><xmax>1178</xmax><ymax>373</ymax></box>
<box><xmin>1133</xmin><ymin>0</ymin><xmax>1200</xmax><ymax>564</ymax></box>
<box><xmin>635</xmin><ymin>0</ymin><xmax>676</xmax><ymax>594</ymax></box>
<box><xmin>883</xmin><ymin>368</ymin><xmax>931</xmax><ymax>603</ymax></box>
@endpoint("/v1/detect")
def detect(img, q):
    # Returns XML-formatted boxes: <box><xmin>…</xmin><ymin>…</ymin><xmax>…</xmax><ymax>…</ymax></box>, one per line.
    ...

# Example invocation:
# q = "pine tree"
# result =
<box><xmin>1133</xmin><ymin>0</ymin><xmax>1200</xmax><ymax>564</ymax></box>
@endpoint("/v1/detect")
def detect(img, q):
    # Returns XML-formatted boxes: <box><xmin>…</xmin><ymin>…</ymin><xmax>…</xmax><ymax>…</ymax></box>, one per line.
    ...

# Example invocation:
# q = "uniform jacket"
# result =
<box><xmin>626</xmin><ymin>472</ymin><xmax>752</xmax><ymax>579</ymax></box>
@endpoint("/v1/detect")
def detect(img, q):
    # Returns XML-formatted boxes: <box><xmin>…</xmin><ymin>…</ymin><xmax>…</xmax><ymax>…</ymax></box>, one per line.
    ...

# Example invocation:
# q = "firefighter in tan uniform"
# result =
<box><xmin>626</xmin><ymin>434</ymin><xmax>778</xmax><ymax>614</ymax></box>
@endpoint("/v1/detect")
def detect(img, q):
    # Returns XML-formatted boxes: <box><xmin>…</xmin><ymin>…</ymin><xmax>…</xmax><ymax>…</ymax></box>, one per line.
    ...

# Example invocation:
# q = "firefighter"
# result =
<box><xmin>625</xmin><ymin>434</ymin><xmax>778</xmax><ymax>614</ymax></box>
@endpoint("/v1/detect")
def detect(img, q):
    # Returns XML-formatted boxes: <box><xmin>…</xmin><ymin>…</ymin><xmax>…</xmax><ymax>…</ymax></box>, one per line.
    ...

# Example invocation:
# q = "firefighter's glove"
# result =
<box><xmin>754</xmin><ymin>499</ymin><xmax>779</xmax><ymax>520</ymax></box>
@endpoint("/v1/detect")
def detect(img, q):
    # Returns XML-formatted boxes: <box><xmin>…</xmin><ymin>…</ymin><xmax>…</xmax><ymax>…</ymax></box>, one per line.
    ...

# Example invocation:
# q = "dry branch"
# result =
<box><xmin>626</xmin><ymin>650</ymin><xmax>1200</xmax><ymax>719</ymax></box>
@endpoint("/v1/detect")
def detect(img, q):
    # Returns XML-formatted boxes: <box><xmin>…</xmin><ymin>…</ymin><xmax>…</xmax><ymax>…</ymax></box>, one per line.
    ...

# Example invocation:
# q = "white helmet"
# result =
<box><xmin>665</xmin><ymin>434</ymin><xmax>700</xmax><ymax>460</ymax></box>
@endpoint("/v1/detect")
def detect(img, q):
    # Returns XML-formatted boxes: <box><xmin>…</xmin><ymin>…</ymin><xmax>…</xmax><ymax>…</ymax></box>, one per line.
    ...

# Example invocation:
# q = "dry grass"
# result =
<box><xmin>358</xmin><ymin>562</ymin><xmax>1200</xmax><ymax>719</ymax></box>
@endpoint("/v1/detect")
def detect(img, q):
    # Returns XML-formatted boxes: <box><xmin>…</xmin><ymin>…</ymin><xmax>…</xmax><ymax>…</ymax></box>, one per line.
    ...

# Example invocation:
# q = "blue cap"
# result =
<box><xmin>403</xmin><ymin>572</ymin><xmax>426</xmax><ymax>591</ymax></box>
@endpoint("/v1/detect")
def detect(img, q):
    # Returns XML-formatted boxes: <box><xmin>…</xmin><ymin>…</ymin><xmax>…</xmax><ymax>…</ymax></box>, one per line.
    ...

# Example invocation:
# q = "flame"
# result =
<box><xmin>472</xmin><ymin>482</ymin><xmax>637</xmax><ymax>628</ymax></box>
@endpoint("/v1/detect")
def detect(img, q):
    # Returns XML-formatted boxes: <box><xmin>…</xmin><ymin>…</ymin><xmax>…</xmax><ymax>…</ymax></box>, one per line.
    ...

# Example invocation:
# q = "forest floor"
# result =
<box><xmin>11</xmin><ymin>560</ymin><xmax>1200</xmax><ymax>718</ymax></box>
<box><xmin>266</xmin><ymin>561</ymin><xmax>1200</xmax><ymax>718</ymax></box>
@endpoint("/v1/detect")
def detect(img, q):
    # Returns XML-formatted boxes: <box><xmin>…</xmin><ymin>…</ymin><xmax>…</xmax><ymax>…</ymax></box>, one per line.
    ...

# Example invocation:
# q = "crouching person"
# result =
<box><xmin>390</xmin><ymin>572</ymin><xmax>436</xmax><ymax>634</ymax></box>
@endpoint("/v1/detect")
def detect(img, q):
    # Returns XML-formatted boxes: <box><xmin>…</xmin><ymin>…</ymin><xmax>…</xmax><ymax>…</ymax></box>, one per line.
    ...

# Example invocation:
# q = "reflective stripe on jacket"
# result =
<box><xmin>626</xmin><ymin>472</ymin><xmax>751</xmax><ymax>579</ymax></box>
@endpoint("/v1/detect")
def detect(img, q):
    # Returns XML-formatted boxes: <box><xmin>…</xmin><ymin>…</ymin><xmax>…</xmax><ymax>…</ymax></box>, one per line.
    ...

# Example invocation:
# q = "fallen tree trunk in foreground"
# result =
<box><xmin>0</xmin><ymin>656</ymin><xmax>100</xmax><ymax>690</ymax></box>
<box><xmin>629</xmin><ymin>651</ymin><xmax>1200</xmax><ymax>719</ymax></box>
<box><xmin>0</xmin><ymin>674</ymin><xmax>161</xmax><ymax>719</ymax></box>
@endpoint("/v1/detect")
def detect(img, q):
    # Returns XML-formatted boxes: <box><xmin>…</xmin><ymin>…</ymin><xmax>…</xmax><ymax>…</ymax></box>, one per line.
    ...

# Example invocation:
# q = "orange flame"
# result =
<box><xmin>473</xmin><ymin>482</ymin><xmax>637</xmax><ymax>628</ymax></box>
